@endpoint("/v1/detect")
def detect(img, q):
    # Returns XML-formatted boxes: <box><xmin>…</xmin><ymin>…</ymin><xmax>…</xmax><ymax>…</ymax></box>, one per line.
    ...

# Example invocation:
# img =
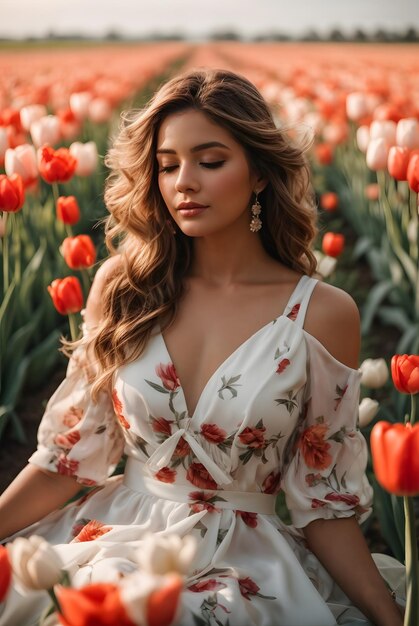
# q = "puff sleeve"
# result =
<box><xmin>281</xmin><ymin>333</ymin><xmax>373</xmax><ymax>529</ymax></box>
<box><xmin>28</xmin><ymin>325</ymin><xmax>125</xmax><ymax>486</ymax></box>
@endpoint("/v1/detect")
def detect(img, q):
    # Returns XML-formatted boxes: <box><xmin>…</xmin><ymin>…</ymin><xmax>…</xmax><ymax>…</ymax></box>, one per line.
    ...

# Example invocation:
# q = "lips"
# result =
<box><xmin>177</xmin><ymin>202</ymin><xmax>208</xmax><ymax>210</ymax></box>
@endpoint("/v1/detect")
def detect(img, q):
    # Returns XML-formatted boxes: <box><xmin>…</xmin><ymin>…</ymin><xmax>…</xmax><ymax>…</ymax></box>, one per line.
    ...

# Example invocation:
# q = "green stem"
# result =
<box><xmin>47</xmin><ymin>587</ymin><xmax>61</xmax><ymax>613</ymax></box>
<box><xmin>80</xmin><ymin>269</ymin><xmax>91</xmax><ymax>297</ymax></box>
<box><xmin>403</xmin><ymin>394</ymin><xmax>419</xmax><ymax>626</ymax></box>
<box><xmin>51</xmin><ymin>182</ymin><xmax>60</xmax><ymax>208</ymax></box>
<box><xmin>2</xmin><ymin>212</ymin><xmax>8</xmax><ymax>295</ymax></box>
<box><xmin>68</xmin><ymin>313</ymin><xmax>79</xmax><ymax>341</ymax></box>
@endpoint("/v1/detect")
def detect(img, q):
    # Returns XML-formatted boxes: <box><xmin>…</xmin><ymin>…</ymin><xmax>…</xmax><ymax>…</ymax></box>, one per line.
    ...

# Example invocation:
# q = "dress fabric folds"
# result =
<box><xmin>0</xmin><ymin>276</ymin><xmax>405</xmax><ymax>626</ymax></box>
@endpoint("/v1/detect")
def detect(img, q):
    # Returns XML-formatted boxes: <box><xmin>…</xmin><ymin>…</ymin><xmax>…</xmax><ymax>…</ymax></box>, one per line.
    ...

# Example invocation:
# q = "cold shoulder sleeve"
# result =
<box><xmin>28</xmin><ymin>319</ymin><xmax>125</xmax><ymax>486</ymax></box>
<box><xmin>281</xmin><ymin>332</ymin><xmax>373</xmax><ymax>529</ymax></box>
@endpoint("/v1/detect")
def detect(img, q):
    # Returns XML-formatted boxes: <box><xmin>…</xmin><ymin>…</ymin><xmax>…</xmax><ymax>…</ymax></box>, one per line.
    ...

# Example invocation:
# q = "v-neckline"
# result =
<box><xmin>158</xmin><ymin>274</ymin><xmax>309</xmax><ymax>420</ymax></box>
<box><xmin>159</xmin><ymin>315</ymin><xmax>288</xmax><ymax>421</ymax></box>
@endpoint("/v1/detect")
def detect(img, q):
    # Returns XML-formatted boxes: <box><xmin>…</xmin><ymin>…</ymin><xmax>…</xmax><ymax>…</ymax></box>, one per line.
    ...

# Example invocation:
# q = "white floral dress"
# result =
<box><xmin>0</xmin><ymin>276</ymin><xmax>405</xmax><ymax>626</ymax></box>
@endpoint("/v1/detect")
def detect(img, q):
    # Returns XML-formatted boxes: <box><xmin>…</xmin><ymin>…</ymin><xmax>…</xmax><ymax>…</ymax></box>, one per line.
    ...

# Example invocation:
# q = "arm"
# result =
<box><xmin>303</xmin><ymin>516</ymin><xmax>403</xmax><ymax>626</ymax></box>
<box><xmin>303</xmin><ymin>283</ymin><xmax>403</xmax><ymax>626</ymax></box>
<box><xmin>0</xmin><ymin>255</ymin><xmax>122</xmax><ymax>542</ymax></box>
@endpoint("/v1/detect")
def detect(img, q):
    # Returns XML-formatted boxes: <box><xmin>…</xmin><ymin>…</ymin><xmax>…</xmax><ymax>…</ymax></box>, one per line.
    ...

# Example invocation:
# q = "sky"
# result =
<box><xmin>2</xmin><ymin>0</ymin><xmax>419</xmax><ymax>39</ymax></box>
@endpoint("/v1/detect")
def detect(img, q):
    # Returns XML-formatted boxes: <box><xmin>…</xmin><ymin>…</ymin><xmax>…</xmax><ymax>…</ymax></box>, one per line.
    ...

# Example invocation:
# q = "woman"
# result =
<box><xmin>0</xmin><ymin>69</ymin><xmax>404</xmax><ymax>626</ymax></box>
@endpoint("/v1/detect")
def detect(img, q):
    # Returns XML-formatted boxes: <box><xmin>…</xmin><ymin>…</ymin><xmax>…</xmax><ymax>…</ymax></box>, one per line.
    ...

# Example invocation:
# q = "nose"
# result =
<box><xmin>174</xmin><ymin>162</ymin><xmax>200</xmax><ymax>193</ymax></box>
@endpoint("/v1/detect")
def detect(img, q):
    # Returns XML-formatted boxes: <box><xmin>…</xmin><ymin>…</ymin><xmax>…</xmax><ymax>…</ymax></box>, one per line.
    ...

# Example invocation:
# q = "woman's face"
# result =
<box><xmin>156</xmin><ymin>108</ymin><xmax>261</xmax><ymax>238</ymax></box>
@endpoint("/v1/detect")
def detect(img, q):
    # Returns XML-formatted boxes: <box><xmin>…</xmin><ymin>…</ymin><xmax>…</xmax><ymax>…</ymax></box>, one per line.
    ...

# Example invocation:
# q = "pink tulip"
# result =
<box><xmin>30</xmin><ymin>115</ymin><xmax>61</xmax><ymax>148</ymax></box>
<box><xmin>5</xmin><ymin>144</ymin><xmax>38</xmax><ymax>187</ymax></box>
<box><xmin>69</xmin><ymin>141</ymin><xmax>98</xmax><ymax>176</ymax></box>
<box><xmin>396</xmin><ymin>118</ymin><xmax>419</xmax><ymax>150</ymax></box>
<box><xmin>0</xmin><ymin>128</ymin><xmax>7</xmax><ymax>166</ymax></box>
<box><xmin>369</xmin><ymin>120</ymin><xmax>396</xmax><ymax>147</ymax></box>
<box><xmin>88</xmin><ymin>98</ymin><xmax>113</xmax><ymax>123</ymax></box>
<box><xmin>356</xmin><ymin>125</ymin><xmax>370</xmax><ymax>153</ymax></box>
<box><xmin>366</xmin><ymin>138</ymin><xmax>389</xmax><ymax>171</ymax></box>
<box><xmin>346</xmin><ymin>92</ymin><xmax>369</xmax><ymax>121</ymax></box>
<box><xmin>20</xmin><ymin>104</ymin><xmax>48</xmax><ymax>131</ymax></box>
<box><xmin>69</xmin><ymin>91</ymin><xmax>92</xmax><ymax>121</ymax></box>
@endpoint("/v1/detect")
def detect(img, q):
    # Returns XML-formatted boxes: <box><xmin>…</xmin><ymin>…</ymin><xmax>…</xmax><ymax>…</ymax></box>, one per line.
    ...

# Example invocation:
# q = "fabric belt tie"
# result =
<box><xmin>123</xmin><ymin>457</ymin><xmax>277</xmax><ymax>515</ymax></box>
<box><xmin>145</xmin><ymin>427</ymin><xmax>233</xmax><ymax>486</ymax></box>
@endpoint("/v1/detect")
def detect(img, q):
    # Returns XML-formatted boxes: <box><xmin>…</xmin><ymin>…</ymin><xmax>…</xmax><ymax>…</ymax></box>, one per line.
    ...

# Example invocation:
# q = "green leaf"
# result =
<box><xmin>396</xmin><ymin>325</ymin><xmax>419</xmax><ymax>355</ymax></box>
<box><xmin>352</xmin><ymin>236</ymin><xmax>373</xmax><ymax>260</ymax></box>
<box><xmin>361</xmin><ymin>280</ymin><xmax>395</xmax><ymax>334</ymax></box>
<box><xmin>144</xmin><ymin>380</ymin><xmax>169</xmax><ymax>394</ymax></box>
<box><xmin>24</xmin><ymin>328</ymin><xmax>63</xmax><ymax>391</ymax></box>
<box><xmin>378</xmin><ymin>306</ymin><xmax>412</xmax><ymax>333</ymax></box>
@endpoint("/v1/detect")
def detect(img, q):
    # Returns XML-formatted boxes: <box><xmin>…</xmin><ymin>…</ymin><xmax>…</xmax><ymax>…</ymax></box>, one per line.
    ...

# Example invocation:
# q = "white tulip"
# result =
<box><xmin>69</xmin><ymin>141</ymin><xmax>98</xmax><ymax>176</ymax></box>
<box><xmin>5</xmin><ymin>144</ymin><xmax>38</xmax><ymax>185</ymax></box>
<box><xmin>7</xmin><ymin>535</ymin><xmax>63</xmax><ymax>590</ymax></box>
<box><xmin>369</xmin><ymin>120</ymin><xmax>397</xmax><ymax>147</ymax></box>
<box><xmin>358</xmin><ymin>397</ymin><xmax>379</xmax><ymax>428</ymax></box>
<box><xmin>356</xmin><ymin>125</ymin><xmax>370</xmax><ymax>153</ymax></box>
<box><xmin>346</xmin><ymin>92</ymin><xmax>369</xmax><ymax>121</ymax></box>
<box><xmin>20</xmin><ymin>104</ymin><xmax>48</xmax><ymax>131</ymax></box>
<box><xmin>396</xmin><ymin>118</ymin><xmax>419</xmax><ymax>150</ymax></box>
<box><xmin>69</xmin><ymin>91</ymin><xmax>92</xmax><ymax>120</ymax></box>
<box><xmin>359</xmin><ymin>358</ymin><xmax>389</xmax><ymax>389</ymax></box>
<box><xmin>314</xmin><ymin>250</ymin><xmax>337</xmax><ymax>278</ymax></box>
<box><xmin>366</xmin><ymin>138</ymin><xmax>389</xmax><ymax>171</ymax></box>
<box><xmin>88</xmin><ymin>98</ymin><xmax>112</xmax><ymax>124</ymax></box>
<box><xmin>0</xmin><ymin>127</ymin><xmax>7</xmax><ymax>163</ymax></box>
<box><xmin>30</xmin><ymin>115</ymin><xmax>61</xmax><ymax>148</ymax></box>
<box><xmin>135</xmin><ymin>533</ymin><xmax>197</xmax><ymax>576</ymax></box>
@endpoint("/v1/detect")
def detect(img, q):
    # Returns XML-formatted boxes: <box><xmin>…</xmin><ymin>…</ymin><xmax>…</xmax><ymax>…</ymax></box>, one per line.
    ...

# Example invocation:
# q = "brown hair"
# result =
<box><xmin>84</xmin><ymin>68</ymin><xmax>317</xmax><ymax>399</ymax></box>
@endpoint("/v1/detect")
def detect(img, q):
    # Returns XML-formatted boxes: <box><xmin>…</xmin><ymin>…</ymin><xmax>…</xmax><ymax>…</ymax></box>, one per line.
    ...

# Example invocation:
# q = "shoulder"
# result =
<box><xmin>303</xmin><ymin>280</ymin><xmax>361</xmax><ymax>369</ymax></box>
<box><xmin>84</xmin><ymin>255</ymin><xmax>123</xmax><ymax>328</ymax></box>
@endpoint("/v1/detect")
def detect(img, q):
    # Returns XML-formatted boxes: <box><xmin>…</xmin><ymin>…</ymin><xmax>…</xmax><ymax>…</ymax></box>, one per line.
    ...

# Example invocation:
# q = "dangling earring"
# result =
<box><xmin>249</xmin><ymin>192</ymin><xmax>262</xmax><ymax>232</ymax></box>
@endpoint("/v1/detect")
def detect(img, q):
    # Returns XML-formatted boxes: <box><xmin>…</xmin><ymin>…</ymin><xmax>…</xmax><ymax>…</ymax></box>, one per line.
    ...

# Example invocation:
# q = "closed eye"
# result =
<box><xmin>158</xmin><ymin>160</ymin><xmax>226</xmax><ymax>174</ymax></box>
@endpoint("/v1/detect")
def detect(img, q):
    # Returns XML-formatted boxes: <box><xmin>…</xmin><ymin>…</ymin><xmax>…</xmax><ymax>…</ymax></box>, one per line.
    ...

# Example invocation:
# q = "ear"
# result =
<box><xmin>254</xmin><ymin>175</ymin><xmax>269</xmax><ymax>194</ymax></box>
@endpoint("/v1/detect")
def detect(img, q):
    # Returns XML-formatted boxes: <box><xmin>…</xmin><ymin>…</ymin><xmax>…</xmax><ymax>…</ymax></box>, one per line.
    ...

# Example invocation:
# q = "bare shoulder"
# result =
<box><xmin>84</xmin><ymin>255</ymin><xmax>123</xmax><ymax>327</ymax></box>
<box><xmin>304</xmin><ymin>280</ymin><xmax>361</xmax><ymax>369</ymax></box>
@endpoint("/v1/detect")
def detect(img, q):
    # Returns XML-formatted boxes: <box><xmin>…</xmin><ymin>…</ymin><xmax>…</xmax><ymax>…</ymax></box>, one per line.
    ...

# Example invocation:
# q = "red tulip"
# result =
<box><xmin>48</xmin><ymin>277</ymin><xmax>84</xmax><ymax>315</ymax></box>
<box><xmin>387</xmin><ymin>146</ymin><xmax>410</xmax><ymax>181</ymax></box>
<box><xmin>0</xmin><ymin>546</ymin><xmax>11</xmax><ymax>602</ymax></box>
<box><xmin>314</xmin><ymin>143</ymin><xmax>333</xmax><ymax>165</ymax></box>
<box><xmin>0</xmin><ymin>173</ymin><xmax>25</xmax><ymax>212</ymax></box>
<box><xmin>147</xmin><ymin>574</ymin><xmax>183</xmax><ymax>626</ymax></box>
<box><xmin>56</xmin><ymin>583</ymin><xmax>136</xmax><ymax>626</ymax></box>
<box><xmin>371</xmin><ymin>421</ymin><xmax>419</xmax><ymax>495</ymax></box>
<box><xmin>407</xmin><ymin>152</ymin><xmax>419</xmax><ymax>192</ymax></box>
<box><xmin>320</xmin><ymin>192</ymin><xmax>339</xmax><ymax>212</ymax></box>
<box><xmin>62</xmin><ymin>235</ymin><xmax>96</xmax><ymax>269</ymax></box>
<box><xmin>57</xmin><ymin>196</ymin><xmax>81</xmax><ymax>225</ymax></box>
<box><xmin>391</xmin><ymin>354</ymin><xmax>419</xmax><ymax>395</ymax></box>
<box><xmin>321</xmin><ymin>232</ymin><xmax>345</xmax><ymax>258</ymax></box>
<box><xmin>38</xmin><ymin>145</ymin><xmax>77</xmax><ymax>183</ymax></box>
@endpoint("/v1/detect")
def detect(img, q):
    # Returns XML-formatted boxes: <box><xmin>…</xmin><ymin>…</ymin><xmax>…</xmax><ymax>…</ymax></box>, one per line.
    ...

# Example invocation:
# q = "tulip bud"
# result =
<box><xmin>313</xmin><ymin>250</ymin><xmax>337</xmax><ymax>278</ymax></box>
<box><xmin>88</xmin><ymin>98</ymin><xmax>113</xmax><ymax>123</ymax></box>
<box><xmin>62</xmin><ymin>235</ymin><xmax>96</xmax><ymax>269</ymax></box>
<box><xmin>5</xmin><ymin>144</ymin><xmax>38</xmax><ymax>187</ymax></box>
<box><xmin>371</xmin><ymin>421</ymin><xmax>419</xmax><ymax>495</ymax></box>
<box><xmin>69</xmin><ymin>91</ymin><xmax>93</xmax><ymax>120</ymax></box>
<box><xmin>356</xmin><ymin>126</ymin><xmax>370</xmax><ymax>153</ymax></box>
<box><xmin>346</xmin><ymin>92</ymin><xmax>369</xmax><ymax>121</ymax></box>
<box><xmin>387</xmin><ymin>146</ymin><xmax>410</xmax><ymax>181</ymax></box>
<box><xmin>369</xmin><ymin>120</ymin><xmax>396</xmax><ymax>146</ymax></box>
<box><xmin>56</xmin><ymin>196</ymin><xmax>81</xmax><ymax>225</ymax></box>
<box><xmin>366</xmin><ymin>138</ymin><xmax>389</xmax><ymax>171</ymax></box>
<box><xmin>38</xmin><ymin>145</ymin><xmax>77</xmax><ymax>184</ymax></box>
<box><xmin>364</xmin><ymin>183</ymin><xmax>380</xmax><ymax>201</ymax></box>
<box><xmin>358</xmin><ymin>398</ymin><xmax>379</xmax><ymax>428</ymax></box>
<box><xmin>135</xmin><ymin>533</ymin><xmax>197</xmax><ymax>576</ymax></box>
<box><xmin>0</xmin><ymin>174</ymin><xmax>25</xmax><ymax>212</ymax></box>
<box><xmin>359</xmin><ymin>358</ymin><xmax>389</xmax><ymax>389</ymax></box>
<box><xmin>48</xmin><ymin>276</ymin><xmax>84</xmax><ymax>315</ymax></box>
<box><xmin>319</xmin><ymin>192</ymin><xmax>338</xmax><ymax>212</ymax></box>
<box><xmin>20</xmin><ymin>104</ymin><xmax>48</xmax><ymax>131</ymax></box>
<box><xmin>321</xmin><ymin>232</ymin><xmax>344</xmax><ymax>258</ymax></box>
<box><xmin>391</xmin><ymin>354</ymin><xmax>419</xmax><ymax>394</ymax></box>
<box><xmin>396</xmin><ymin>118</ymin><xmax>419</xmax><ymax>150</ymax></box>
<box><xmin>0</xmin><ymin>545</ymin><xmax>11</xmax><ymax>602</ymax></box>
<box><xmin>407</xmin><ymin>153</ymin><xmax>419</xmax><ymax>193</ymax></box>
<box><xmin>30</xmin><ymin>115</ymin><xmax>61</xmax><ymax>148</ymax></box>
<box><xmin>69</xmin><ymin>141</ymin><xmax>98</xmax><ymax>177</ymax></box>
<box><xmin>7</xmin><ymin>536</ymin><xmax>63</xmax><ymax>590</ymax></box>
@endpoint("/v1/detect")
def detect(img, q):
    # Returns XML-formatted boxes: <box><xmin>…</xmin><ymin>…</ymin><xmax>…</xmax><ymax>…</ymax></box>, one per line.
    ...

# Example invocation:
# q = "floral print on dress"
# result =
<box><xmin>186</xmin><ymin>462</ymin><xmax>218</xmax><ymax>489</ymax></box>
<box><xmin>238</xmin><ymin>419</ymin><xmax>284</xmax><ymax>465</ymax></box>
<box><xmin>112</xmin><ymin>389</ymin><xmax>130</xmax><ymax>429</ymax></box>
<box><xmin>72</xmin><ymin>519</ymin><xmax>112</xmax><ymax>542</ymax></box>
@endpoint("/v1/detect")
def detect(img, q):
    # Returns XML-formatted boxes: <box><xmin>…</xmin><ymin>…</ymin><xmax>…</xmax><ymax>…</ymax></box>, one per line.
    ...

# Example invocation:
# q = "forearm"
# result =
<box><xmin>0</xmin><ymin>463</ymin><xmax>82</xmax><ymax>542</ymax></box>
<box><xmin>302</xmin><ymin>516</ymin><xmax>403</xmax><ymax>626</ymax></box>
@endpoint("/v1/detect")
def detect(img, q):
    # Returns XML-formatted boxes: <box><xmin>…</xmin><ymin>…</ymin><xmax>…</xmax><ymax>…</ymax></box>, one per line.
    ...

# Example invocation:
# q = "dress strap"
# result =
<box><xmin>282</xmin><ymin>275</ymin><xmax>319</xmax><ymax>328</ymax></box>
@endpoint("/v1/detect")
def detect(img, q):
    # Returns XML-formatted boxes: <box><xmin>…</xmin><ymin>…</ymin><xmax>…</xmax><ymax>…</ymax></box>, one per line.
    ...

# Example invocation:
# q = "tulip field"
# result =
<box><xmin>0</xmin><ymin>39</ymin><xmax>418</xmax><ymax>583</ymax></box>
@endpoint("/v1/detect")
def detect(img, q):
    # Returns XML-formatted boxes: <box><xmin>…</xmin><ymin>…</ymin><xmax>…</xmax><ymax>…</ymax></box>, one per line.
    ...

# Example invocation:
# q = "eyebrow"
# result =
<box><xmin>156</xmin><ymin>141</ymin><xmax>231</xmax><ymax>155</ymax></box>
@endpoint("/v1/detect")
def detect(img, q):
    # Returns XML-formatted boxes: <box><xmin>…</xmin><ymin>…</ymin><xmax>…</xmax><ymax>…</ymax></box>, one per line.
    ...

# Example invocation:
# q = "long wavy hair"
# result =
<box><xmin>82</xmin><ymin>68</ymin><xmax>318</xmax><ymax>400</ymax></box>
